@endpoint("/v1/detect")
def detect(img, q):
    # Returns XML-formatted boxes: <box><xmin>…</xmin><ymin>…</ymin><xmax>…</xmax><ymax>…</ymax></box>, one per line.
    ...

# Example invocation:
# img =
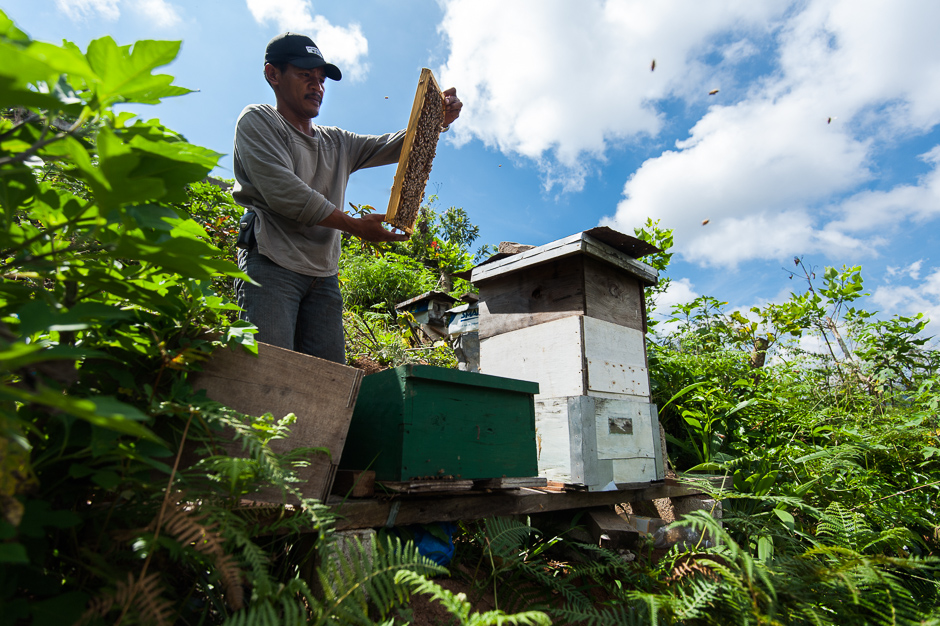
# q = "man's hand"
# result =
<box><xmin>320</xmin><ymin>208</ymin><xmax>409</xmax><ymax>242</ymax></box>
<box><xmin>354</xmin><ymin>212</ymin><xmax>410</xmax><ymax>242</ymax></box>
<box><xmin>443</xmin><ymin>87</ymin><xmax>463</xmax><ymax>127</ymax></box>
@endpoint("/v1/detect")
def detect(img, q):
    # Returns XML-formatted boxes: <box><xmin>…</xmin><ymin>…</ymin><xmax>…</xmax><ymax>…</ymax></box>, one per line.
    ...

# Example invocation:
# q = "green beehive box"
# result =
<box><xmin>339</xmin><ymin>365</ymin><xmax>539</xmax><ymax>481</ymax></box>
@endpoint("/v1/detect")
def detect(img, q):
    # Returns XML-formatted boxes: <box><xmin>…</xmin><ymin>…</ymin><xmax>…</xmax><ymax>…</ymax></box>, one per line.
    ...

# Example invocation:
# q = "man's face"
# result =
<box><xmin>269</xmin><ymin>64</ymin><xmax>326</xmax><ymax>120</ymax></box>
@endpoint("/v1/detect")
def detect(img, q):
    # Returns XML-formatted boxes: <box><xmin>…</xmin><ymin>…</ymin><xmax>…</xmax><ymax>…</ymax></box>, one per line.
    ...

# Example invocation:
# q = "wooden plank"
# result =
<box><xmin>582</xmin><ymin>317</ymin><xmax>650</xmax><ymax>398</ymax></box>
<box><xmin>593</xmin><ymin>398</ymin><xmax>655</xmax><ymax>460</ymax></box>
<box><xmin>570</xmin><ymin>396</ymin><xmax>609</xmax><ymax>487</ymax></box>
<box><xmin>386</xmin><ymin>68</ymin><xmax>443</xmax><ymax>234</ymax></box>
<box><xmin>328</xmin><ymin>481</ymin><xmax>721</xmax><ymax>530</ymax></box>
<box><xmin>474</xmin><ymin>477</ymin><xmax>548</xmax><ymax>490</ymax></box>
<box><xmin>479</xmin><ymin>315</ymin><xmax>586</xmax><ymax>398</ymax></box>
<box><xmin>584</xmin><ymin>506</ymin><xmax>640</xmax><ymax>549</ymax></box>
<box><xmin>377</xmin><ymin>480</ymin><xmax>475</xmax><ymax>494</ymax></box>
<box><xmin>581</xmin><ymin>226</ymin><xmax>662</xmax><ymax>259</ymax></box>
<box><xmin>582</xmin><ymin>256</ymin><xmax>645</xmax><ymax>332</ymax></box>
<box><xmin>471</xmin><ymin>233</ymin><xmax>585</xmax><ymax>283</ymax></box>
<box><xmin>581</xmin><ymin>233</ymin><xmax>658</xmax><ymax>286</ymax></box>
<box><xmin>534</xmin><ymin>397</ymin><xmax>574</xmax><ymax>483</ymax></box>
<box><xmin>650</xmin><ymin>404</ymin><xmax>665</xmax><ymax>481</ymax></box>
<box><xmin>477</xmin><ymin>257</ymin><xmax>586</xmax><ymax>340</ymax></box>
<box><xmin>190</xmin><ymin>342</ymin><xmax>363</xmax><ymax>503</ymax></box>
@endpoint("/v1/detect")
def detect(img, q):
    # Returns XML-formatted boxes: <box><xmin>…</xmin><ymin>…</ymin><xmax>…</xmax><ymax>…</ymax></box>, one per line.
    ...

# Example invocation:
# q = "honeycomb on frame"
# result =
<box><xmin>385</xmin><ymin>68</ymin><xmax>445</xmax><ymax>234</ymax></box>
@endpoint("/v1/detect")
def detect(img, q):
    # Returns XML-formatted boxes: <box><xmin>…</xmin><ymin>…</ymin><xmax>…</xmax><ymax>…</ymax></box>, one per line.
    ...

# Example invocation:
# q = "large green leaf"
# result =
<box><xmin>95</xmin><ymin>125</ymin><xmax>166</xmax><ymax>207</ymax></box>
<box><xmin>0</xmin><ymin>39</ymin><xmax>95</xmax><ymax>113</ymax></box>
<box><xmin>84</xmin><ymin>37</ymin><xmax>191</xmax><ymax>106</ymax></box>
<box><xmin>0</xmin><ymin>163</ymin><xmax>38</xmax><ymax>221</ymax></box>
<box><xmin>0</xmin><ymin>9</ymin><xmax>29</xmax><ymax>42</ymax></box>
<box><xmin>0</xmin><ymin>341</ymin><xmax>102</xmax><ymax>370</ymax></box>
<box><xmin>16</xmin><ymin>300</ymin><xmax>135</xmax><ymax>338</ymax></box>
<box><xmin>0</xmin><ymin>386</ymin><xmax>160</xmax><ymax>442</ymax></box>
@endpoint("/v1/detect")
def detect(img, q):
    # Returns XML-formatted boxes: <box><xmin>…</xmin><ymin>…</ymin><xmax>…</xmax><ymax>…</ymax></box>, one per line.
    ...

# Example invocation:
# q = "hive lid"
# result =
<box><xmin>468</xmin><ymin>228</ymin><xmax>659</xmax><ymax>286</ymax></box>
<box><xmin>582</xmin><ymin>226</ymin><xmax>661</xmax><ymax>258</ymax></box>
<box><xmin>390</xmin><ymin>364</ymin><xmax>539</xmax><ymax>394</ymax></box>
<box><xmin>395</xmin><ymin>291</ymin><xmax>457</xmax><ymax>311</ymax></box>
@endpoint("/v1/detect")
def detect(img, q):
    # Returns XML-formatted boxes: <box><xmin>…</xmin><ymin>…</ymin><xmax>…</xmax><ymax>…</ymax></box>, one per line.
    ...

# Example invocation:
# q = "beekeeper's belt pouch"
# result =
<box><xmin>236</xmin><ymin>211</ymin><xmax>257</xmax><ymax>250</ymax></box>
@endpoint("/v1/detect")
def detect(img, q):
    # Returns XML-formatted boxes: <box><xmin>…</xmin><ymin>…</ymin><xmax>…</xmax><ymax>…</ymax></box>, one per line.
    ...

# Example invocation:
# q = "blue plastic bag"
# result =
<box><xmin>410</xmin><ymin>522</ymin><xmax>458</xmax><ymax>566</ymax></box>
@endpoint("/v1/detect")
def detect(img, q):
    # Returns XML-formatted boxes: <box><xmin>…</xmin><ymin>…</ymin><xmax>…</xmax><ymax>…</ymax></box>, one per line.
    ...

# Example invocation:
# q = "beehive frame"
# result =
<box><xmin>386</xmin><ymin>68</ymin><xmax>444</xmax><ymax>234</ymax></box>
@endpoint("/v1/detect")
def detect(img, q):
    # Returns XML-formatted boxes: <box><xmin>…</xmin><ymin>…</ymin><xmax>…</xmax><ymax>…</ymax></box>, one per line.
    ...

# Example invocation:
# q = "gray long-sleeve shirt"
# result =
<box><xmin>232</xmin><ymin>103</ymin><xmax>405</xmax><ymax>276</ymax></box>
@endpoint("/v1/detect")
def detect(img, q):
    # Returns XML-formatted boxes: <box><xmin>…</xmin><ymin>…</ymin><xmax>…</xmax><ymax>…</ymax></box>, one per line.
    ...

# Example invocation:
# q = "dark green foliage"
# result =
<box><xmin>0</xmin><ymin>16</ymin><xmax>470</xmax><ymax>626</ymax></box>
<box><xmin>340</xmin><ymin>251</ymin><xmax>438</xmax><ymax>314</ymax></box>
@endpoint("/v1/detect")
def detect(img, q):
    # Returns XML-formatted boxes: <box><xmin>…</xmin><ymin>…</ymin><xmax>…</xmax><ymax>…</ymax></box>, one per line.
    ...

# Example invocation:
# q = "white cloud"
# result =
<box><xmin>605</xmin><ymin>0</ymin><xmax>940</xmax><ymax>268</ymax></box>
<box><xmin>649</xmin><ymin>276</ymin><xmax>699</xmax><ymax>336</ymax></box>
<box><xmin>437</xmin><ymin>0</ymin><xmax>940</xmax><ymax>268</ymax></box>
<box><xmin>886</xmin><ymin>260</ymin><xmax>924</xmax><ymax>281</ymax></box>
<box><xmin>56</xmin><ymin>0</ymin><xmax>120</xmax><ymax>20</ymax></box>
<box><xmin>245</xmin><ymin>0</ymin><xmax>369</xmax><ymax>81</ymax></box>
<box><xmin>437</xmin><ymin>0</ymin><xmax>790</xmax><ymax>192</ymax></box>
<box><xmin>133</xmin><ymin>0</ymin><xmax>181</xmax><ymax>27</ymax></box>
<box><xmin>872</xmin><ymin>267</ymin><xmax>940</xmax><ymax>335</ymax></box>
<box><xmin>722</xmin><ymin>39</ymin><xmax>759</xmax><ymax>63</ymax></box>
<box><xmin>56</xmin><ymin>0</ymin><xmax>183</xmax><ymax>27</ymax></box>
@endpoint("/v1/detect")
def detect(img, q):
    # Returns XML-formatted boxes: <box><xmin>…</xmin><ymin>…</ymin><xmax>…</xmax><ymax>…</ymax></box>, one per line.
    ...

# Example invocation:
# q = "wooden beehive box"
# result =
<box><xmin>472</xmin><ymin>228</ymin><xmax>658</xmax><ymax>341</ymax></box>
<box><xmin>338</xmin><ymin>364</ymin><xmax>539</xmax><ymax>482</ymax></box>
<box><xmin>480</xmin><ymin>315</ymin><xmax>650</xmax><ymax>399</ymax></box>
<box><xmin>190</xmin><ymin>342</ymin><xmax>363</xmax><ymax>502</ymax></box>
<box><xmin>535</xmin><ymin>396</ymin><xmax>664</xmax><ymax>489</ymax></box>
<box><xmin>472</xmin><ymin>227</ymin><xmax>663</xmax><ymax>489</ymax></box>
<box><xmin>474</xmin><ymin>228</ymin><xmax>659</xmax><ymax>401</ymax></box>
<box><xmin>386</xmin><ymin>68</ymin><xmax>444</xmax><ymax>234</ymax></box>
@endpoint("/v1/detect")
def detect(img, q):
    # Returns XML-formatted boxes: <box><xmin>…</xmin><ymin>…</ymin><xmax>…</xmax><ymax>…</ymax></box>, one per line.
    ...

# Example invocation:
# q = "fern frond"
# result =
<box><xmin>672</xmin><ymin>576</ymin><xmax>723</xmax><ymax>621</ymax></box>
<box><xmin>498</xmin><ymin>557</ymin><xmax>594</xmax><ymax>614</ymax></box>
<box><xmin>153</xmin><ymin>495</ymin><xmax>245</xmax><ymax>609</ymax></box>
<box><xmin>484</xmin><ymin>516</ymin><xmax>539</xmax><ymax>558</ymax></box>
<box><xmin>91</xmin><ymin>571</ymin><xmax>174</xmax><ymax>626</ymax></box>
<box><xmin>133</xmin><ymin>572</ymin><xmax>175</xmax><ymax>626</ymax></box>
<box><xmin>222</xmin><ymin>580</ymin><xmax>312</xmax><ymax>626</ymax></box>
<box><xmin>395</xmin><ymin>570</ymin><xmax>552</xmax><ymax>626</ymax></box>
<box><xmin>315</xmin><ymin>533</ymin><xmax>446</xmax><ymax>625</ymax></box>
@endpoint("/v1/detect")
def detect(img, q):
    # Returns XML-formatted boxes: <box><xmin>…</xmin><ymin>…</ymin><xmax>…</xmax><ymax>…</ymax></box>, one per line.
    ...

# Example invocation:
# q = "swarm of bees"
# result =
<box><xmin>386</xmin><ymin>69</ymin><xmax>444</xmax><ymax>233</ymax></box>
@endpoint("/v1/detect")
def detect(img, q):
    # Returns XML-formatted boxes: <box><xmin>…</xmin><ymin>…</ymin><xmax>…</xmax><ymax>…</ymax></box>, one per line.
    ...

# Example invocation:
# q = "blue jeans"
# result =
<box><xmin>235</xmin><ymin>247</ymin><xmax>346</xmax><ymax>363</ymax></box>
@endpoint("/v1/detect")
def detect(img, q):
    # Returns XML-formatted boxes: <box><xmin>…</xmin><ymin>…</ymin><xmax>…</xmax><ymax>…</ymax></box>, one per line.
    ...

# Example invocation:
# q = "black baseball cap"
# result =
<box><xmin>264</xmin><ymin>32</ymin><xmax>342</xmax><ymax>81</ymax></box>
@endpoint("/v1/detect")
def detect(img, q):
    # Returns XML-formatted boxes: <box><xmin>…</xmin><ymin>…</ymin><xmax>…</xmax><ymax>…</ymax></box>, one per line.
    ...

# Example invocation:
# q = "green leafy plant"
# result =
<box><xmin>0</xmin><ymin>15</ymin><xmax>453</xmax><ymax>625</ymax></box>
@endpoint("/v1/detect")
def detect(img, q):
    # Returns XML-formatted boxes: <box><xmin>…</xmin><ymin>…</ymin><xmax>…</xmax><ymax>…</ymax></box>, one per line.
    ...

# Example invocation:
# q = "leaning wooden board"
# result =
<box><xmin>190</xmin><ymin>342</ymin><xmax>363</xmax><ymax>503</ymax></box>
<box><xmin>385</xmin><ymin>68</ymin><xmax>444</xmax><ymax>234</ymax></box>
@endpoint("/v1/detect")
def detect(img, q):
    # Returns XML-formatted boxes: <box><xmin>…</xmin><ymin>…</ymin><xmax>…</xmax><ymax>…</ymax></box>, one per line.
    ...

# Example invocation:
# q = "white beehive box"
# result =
<box><xmin>473</xmin><ymin>228</ymin><xmax>663</xmax><ymax>489</ymax></box>
<box><xmin>479</xmin><ymin>315</ymin><xmax>650</xmax><ymax>400</ymax></box>
<box><xmin>535</xmin><ymin>396</ymin><xmax>664</xmax><ymax>489</ymax></box>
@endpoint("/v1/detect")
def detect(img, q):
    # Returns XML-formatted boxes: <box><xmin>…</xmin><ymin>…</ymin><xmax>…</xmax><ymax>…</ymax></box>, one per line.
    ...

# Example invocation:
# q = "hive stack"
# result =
<box><xmin>473</xmin><ymin>228</ymin><xmax>665</xmax><ymax>491</ymax></box>
<box><xmin>386</xmin><ymin>68</ymin><xmax>444</xmax><ymax>234</ymax></box>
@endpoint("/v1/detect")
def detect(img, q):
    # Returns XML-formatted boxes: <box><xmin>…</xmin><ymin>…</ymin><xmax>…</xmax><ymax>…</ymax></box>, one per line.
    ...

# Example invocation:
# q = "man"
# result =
<box><xmin>232</xmin><ymin>32</ymin><xmax>462</xmax><ymax>363</ymax></box>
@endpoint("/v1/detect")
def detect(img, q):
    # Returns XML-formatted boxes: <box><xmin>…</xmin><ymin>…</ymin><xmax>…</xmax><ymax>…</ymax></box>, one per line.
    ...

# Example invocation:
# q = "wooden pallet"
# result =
<box><xmin>378</xmin><ymin>479</ymin><xmax>475</xmax><ymax>494</ymax></box>
<box><xmin>386</xmin><ymin>68</ymin><xmax>444</xmax><ymax>234</ymax></box>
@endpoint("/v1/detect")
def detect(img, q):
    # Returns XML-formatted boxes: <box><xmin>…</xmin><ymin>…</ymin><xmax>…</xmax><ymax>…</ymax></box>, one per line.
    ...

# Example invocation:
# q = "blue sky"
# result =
<box><xmin>6</xmin><ymin>0</ymin><xmax>940</xmax><ymax>333</ymax></box>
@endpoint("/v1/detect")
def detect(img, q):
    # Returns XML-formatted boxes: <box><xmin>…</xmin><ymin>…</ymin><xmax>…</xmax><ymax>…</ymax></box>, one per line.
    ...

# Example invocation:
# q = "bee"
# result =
<box><xmin>702</xmin><ymin>219</ymin><xmax>710</xmax><ymax>226</ymax></box>
<box><xmin>708</xmin><ymin>89</ymin><xmax>719</xmax><ymax>96</ymax></box>
<box><xmin>651</xmin><ymin>59</ymin><xmax>656</xmax><ymax>72</ymax></box>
